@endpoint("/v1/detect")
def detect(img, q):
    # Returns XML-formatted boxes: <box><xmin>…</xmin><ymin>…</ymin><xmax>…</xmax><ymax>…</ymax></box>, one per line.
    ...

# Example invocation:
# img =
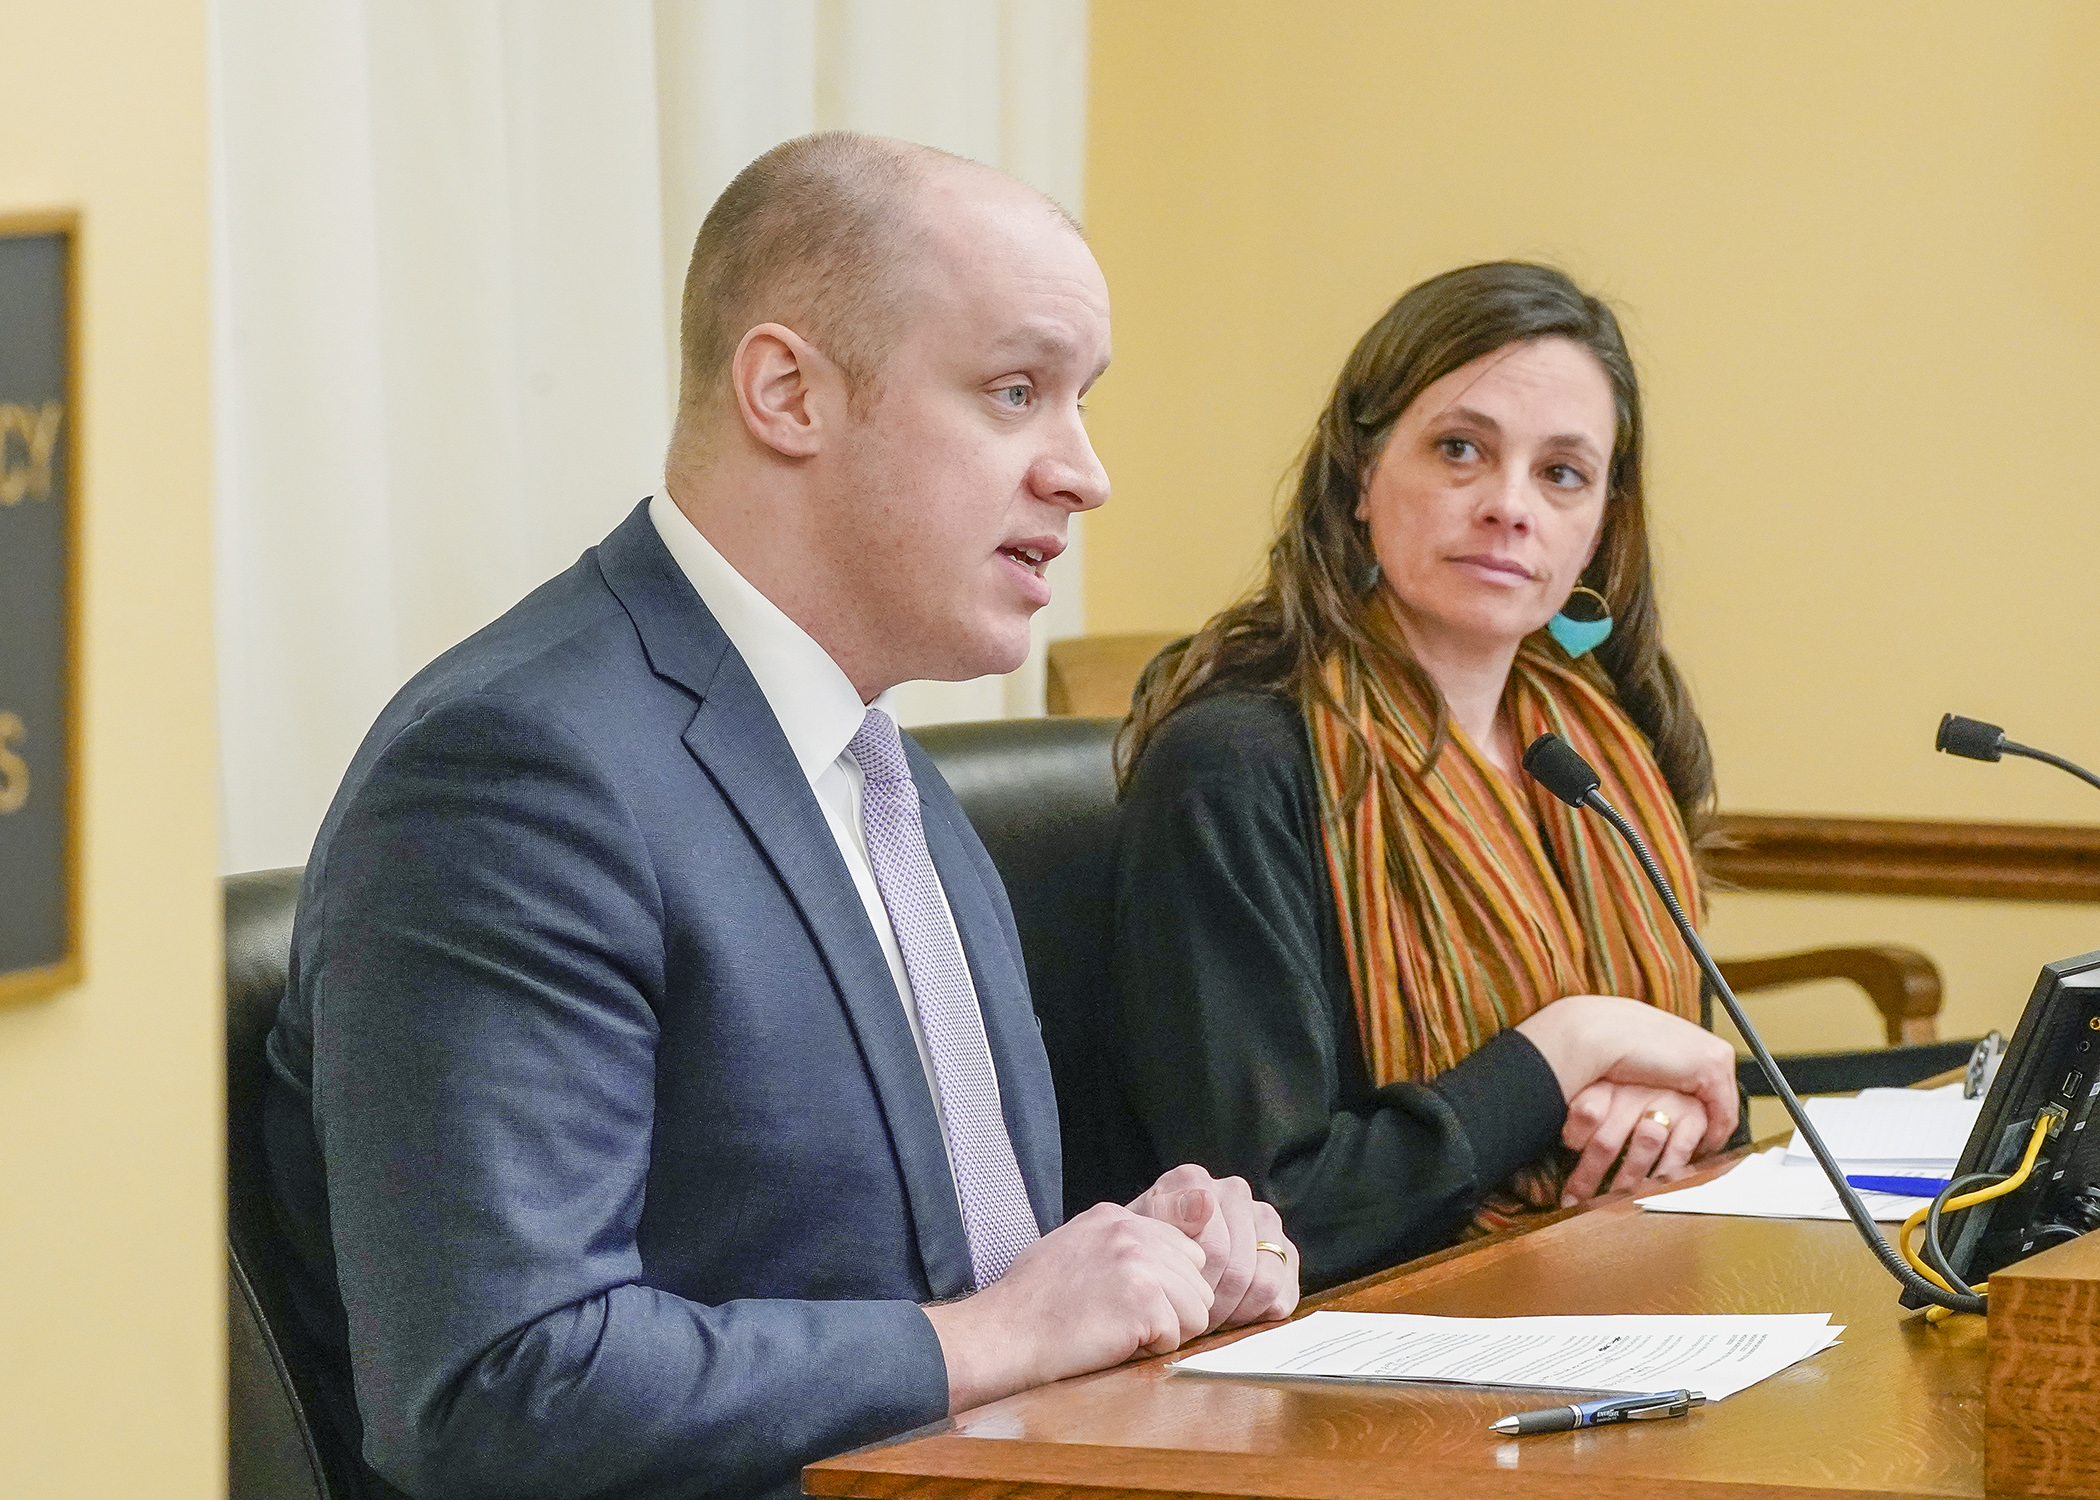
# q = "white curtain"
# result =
<box><xmin>212</xmin><ymin>0</ymin><xmax>1090</xmax><ymax>873</ymax></box>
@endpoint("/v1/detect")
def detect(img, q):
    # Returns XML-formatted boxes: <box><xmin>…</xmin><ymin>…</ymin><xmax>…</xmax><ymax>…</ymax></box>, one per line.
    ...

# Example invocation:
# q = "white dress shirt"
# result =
<box><xmin>647</xmin><ymin>493</ymin><xmax>1001</xmax><ymax>1165</ymax></box>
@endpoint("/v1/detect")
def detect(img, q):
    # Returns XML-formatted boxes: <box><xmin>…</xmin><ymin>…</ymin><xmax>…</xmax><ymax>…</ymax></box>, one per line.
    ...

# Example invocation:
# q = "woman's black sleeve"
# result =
<box><xmin>1112</xmin><ymin>693</ymin><xmax>1568</xmax><ymax>1290</ymax></box>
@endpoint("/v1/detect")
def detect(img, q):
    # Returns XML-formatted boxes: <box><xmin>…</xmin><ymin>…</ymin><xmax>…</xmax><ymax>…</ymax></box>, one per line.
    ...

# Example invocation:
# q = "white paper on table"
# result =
<box><xmin>1638</xmin><ymin>1147</ymin><xmax>1931</xmax><ymax>1222</ymax></box>
<box><xmin>1784</xmin><ymin>1086</ymin><xmax>1979</xmax><ymax>1171</ymax></box>
<box><xmin>1168</xmin><ymin>1310</ymin><xmax>1842</xmax><ymax>1402</ymax></box>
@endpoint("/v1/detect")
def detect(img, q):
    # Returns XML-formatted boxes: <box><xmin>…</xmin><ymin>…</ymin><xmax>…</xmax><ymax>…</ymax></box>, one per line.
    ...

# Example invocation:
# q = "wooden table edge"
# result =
<box><xmin>806</xmin><ymin>1430</ymin><xmax>1955</xmax><ymax>1500</ymax></box>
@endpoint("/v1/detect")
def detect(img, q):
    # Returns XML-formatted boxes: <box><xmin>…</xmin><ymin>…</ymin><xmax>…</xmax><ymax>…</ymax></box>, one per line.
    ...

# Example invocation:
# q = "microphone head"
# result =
<box><xmin>1937</xmin><ymin>713</ymin><xmax>2007</xmax><ymax>763</ymax></box>
<box><xmin>1522</xmin><ymin>734</ymin><xmax>1602</xmax><ymax>808</ymax></box>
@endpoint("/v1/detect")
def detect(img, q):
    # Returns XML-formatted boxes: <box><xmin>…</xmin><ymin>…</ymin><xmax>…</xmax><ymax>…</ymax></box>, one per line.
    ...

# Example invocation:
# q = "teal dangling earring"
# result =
<box><xmin>1548</xmin><ymin>584</ymin><xmax>1614</xmax><ymax>658</ymax></box>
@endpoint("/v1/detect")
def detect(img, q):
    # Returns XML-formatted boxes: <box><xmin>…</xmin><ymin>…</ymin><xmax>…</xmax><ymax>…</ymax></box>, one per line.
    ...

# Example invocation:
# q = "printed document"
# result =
<box><xmin>1782</xmin><ymin>1085</ymin><xmax>1979</xmax><ymax>1177</ymax></box>
<box><xmin>1170</xmin><ymin>1311</ymin><xmax>1841</xmax><ymax>1401</ymax></box>
<box><xmin>1638</xmin><ymin>1147</ymin><xmax>1931</xmax><ymax>1221</ymax></box>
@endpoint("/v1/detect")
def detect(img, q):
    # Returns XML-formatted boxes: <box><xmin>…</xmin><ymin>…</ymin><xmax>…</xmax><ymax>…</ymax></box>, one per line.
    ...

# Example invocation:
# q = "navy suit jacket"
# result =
<box><xmin>264</xmin><ymin>501</ymin><xmax>1063</xmax><ymax>1500</ymax></box>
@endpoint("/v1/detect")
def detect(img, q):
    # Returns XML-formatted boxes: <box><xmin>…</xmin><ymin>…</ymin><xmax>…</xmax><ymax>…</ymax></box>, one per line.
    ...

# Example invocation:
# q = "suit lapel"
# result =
<box><xmin>595</xmin><ymin>504</ymin><xmax>976</xmax><ymax>1296</ymax></box>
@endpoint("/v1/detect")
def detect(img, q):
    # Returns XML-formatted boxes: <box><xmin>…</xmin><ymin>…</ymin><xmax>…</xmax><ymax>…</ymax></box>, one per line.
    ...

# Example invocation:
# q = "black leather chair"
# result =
<box><xmin>1735</xmin><ymin>1038</ymin><xmax>1979</xmax><ymax>1097</ymax></box>
<box><xmin>226</xmin><ymin>867</ymin><xmax>368</xmax><ymax>1500</ymax></box>
<box><xmin>914</xmin><ymin>717</ymin><xmax>1161</xmax><ymax>1213</ymax></box>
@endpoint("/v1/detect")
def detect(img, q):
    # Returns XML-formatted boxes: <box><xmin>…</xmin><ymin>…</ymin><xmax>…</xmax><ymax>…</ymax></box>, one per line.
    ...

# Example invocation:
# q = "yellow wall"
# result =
<box><xmin>1085</xmin><ymin>0</ymin><xmax>2100</xmax><ymax>1052</ymax></box>
<box><xmin>0</xmin><ymin>2</ymin><xmax>221</xmax><ymax>1495</ymax></box>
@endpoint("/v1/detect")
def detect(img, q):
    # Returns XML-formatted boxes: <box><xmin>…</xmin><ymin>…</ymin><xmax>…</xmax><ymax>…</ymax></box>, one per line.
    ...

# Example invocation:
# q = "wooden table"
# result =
<box><xmin>806</xmin><ymin>1165</ymin><xmax>1991</xmax><ymax>1499</ymax></box>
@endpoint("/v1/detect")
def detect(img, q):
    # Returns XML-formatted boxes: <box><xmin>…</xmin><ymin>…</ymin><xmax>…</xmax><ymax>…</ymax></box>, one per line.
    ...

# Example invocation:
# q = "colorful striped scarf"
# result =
<box><xmin>1307</xmin><ymin>630</ymin><xmax>1705</xmax><ymax>1231</ymax></box>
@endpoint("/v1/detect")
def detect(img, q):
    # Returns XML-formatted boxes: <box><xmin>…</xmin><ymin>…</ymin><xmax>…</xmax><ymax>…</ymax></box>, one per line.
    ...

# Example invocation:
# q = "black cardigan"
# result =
<box><xmin>1112</xmin><ymin>689</ymin><xmax>1568</xmax><ymax>1291</ymax></box>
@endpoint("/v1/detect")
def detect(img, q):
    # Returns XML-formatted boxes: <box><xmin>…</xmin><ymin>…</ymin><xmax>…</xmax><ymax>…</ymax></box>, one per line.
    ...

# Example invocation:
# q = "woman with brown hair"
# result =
<box><xmin>1114</xmin><ymin>262</ymin><xmax>1740</xmax><ymax>1291</ymax></box>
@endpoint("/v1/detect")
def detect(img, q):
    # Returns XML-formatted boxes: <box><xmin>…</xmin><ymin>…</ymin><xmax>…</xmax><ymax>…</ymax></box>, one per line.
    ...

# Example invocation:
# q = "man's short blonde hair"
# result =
<box><xmin>674</xmin><ymin>131</ymin><xmax>944</xmax><ymax>429</ymax></box>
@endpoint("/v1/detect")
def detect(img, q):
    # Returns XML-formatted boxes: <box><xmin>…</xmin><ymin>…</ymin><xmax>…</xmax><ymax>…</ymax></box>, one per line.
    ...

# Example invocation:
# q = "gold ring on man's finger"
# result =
<box><xmin>1641</xmin><ymin>1109</ymin><xmax>1673</xmax><ymax>1130</ymax></box>
<box><xmin>1255</xmin><ymin>1241</ymin><xmax>1290</xmax><ymax>1265</ymax></box>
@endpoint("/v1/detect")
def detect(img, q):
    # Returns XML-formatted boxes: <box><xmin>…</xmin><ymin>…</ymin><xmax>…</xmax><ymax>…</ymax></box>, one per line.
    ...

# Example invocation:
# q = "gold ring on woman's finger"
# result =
<box><xmin>1642</xmin><ymin>1109</ymin><xmax>1672</xmax><ymax>1130</ymax></box>
<box><xmin>1255</xmin><ymin>1241</ymin><xmax>1290</xmax><ymax>1265</ymax></box>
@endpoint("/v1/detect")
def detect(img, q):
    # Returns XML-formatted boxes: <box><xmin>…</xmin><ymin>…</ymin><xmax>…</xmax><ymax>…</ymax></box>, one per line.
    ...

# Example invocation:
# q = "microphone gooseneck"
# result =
<box><xmin>1937</xmin><ymin>712</ymin><xmax>2100</xmax><ymax>793</ymax></box>
<box><xmin>1522</xmin><ymin>732</ymin><xmax>1987</xmax><ymax>1315</ymax></box>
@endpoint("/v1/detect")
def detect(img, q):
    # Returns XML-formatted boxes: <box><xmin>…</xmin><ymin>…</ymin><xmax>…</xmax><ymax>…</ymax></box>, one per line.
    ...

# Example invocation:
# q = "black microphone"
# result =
<box><xmin>1520</xmin><ymin>733</ymin><xmax>1985</xmax><ymax>1315</ymax></box>
<box><xmin>1936</xmin><ymin>714</ymin><xmax>2100</xmax><ymax>794</ymax></box>
<box><xmin>1523</xmin><ymin>733</ymin><xmax>1603</xmax><ymax>807</ymax></box>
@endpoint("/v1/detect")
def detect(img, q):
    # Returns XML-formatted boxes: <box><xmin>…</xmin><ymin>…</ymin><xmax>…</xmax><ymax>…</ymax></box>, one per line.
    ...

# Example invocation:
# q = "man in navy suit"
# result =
<box><xmin>264</xmin><ymin>132</ymin><xmax>1300</xmax><ymax>1500</ymax></box>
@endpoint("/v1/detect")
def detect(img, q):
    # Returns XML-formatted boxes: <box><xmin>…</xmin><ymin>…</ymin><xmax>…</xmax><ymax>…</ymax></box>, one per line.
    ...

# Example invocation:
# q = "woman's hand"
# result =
<box><xmin>1515</xmin><ymin>994</ymin><xmax>1738</xmax><ymax>1155</ymax></box>
<box><xmin>1559</xmin><ymin>1082</ymin><xmax>1713</xmax><ymax>1204</ymax></box>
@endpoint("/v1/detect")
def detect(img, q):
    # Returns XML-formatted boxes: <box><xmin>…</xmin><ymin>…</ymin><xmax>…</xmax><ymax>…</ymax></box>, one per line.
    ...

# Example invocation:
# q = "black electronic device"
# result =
<box><xmin>1898</xmin><ymin>951</ymin><xmax>2100</xmax><ymax>1307</ymax></box>
<box><xmin>1912</xmin><ymin>713</ymin><xmax>2100</xmax><ymax>1303</ymax></box>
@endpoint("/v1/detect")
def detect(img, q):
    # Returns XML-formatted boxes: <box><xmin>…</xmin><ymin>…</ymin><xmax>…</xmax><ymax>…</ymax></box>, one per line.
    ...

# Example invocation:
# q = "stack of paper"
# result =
<box><xmin>1170</xmin><ymin>1311</ymin><xmax>1842</xmax><ymax>1401</ymax></box>
<box><xmin>1780</xmin><ymin>1085</ymin><xmax>1980</xmax><ymax>1188</ymax></box>
<box><xmin>1639</xmin><ymin>1147</ymin><xmax>1929</xmax><ymax>1221</ymax></box>
<box><xmin>1638</xmin><ymin>1084</ymin><xmax>1980</xmax><ymax>1222</ymax></box>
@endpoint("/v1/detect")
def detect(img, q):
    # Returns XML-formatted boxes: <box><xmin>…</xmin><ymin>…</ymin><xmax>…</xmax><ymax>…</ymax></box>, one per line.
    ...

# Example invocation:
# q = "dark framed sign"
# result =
<box><xmin>0</xmin><ymin>211</ymin><xmax>80</xmax><ymax>1003</ymax></box>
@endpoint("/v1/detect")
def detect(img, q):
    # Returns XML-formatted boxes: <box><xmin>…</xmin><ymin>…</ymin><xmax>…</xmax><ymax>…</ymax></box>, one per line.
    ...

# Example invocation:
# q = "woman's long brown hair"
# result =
<box><xmin>1118</xmin><ymin>261</ymin><xmax>1715</xmax><ymax>836</ymax></box>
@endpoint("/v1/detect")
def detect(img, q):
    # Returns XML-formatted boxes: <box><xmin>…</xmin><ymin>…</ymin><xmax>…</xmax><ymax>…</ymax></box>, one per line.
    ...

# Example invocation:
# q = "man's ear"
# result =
<box><xmin>731</xmin><ymin>323</ymin><xmax>839</xmax><ymax>459</ymax></box>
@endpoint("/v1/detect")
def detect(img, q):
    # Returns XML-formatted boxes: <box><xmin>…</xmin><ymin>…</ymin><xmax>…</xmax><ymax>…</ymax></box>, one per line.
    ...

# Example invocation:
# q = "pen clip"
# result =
<box><xmin>1596</xmin><ymin>1389</ymin><xmax>1705</xmax><ymax>1422</ymax></box>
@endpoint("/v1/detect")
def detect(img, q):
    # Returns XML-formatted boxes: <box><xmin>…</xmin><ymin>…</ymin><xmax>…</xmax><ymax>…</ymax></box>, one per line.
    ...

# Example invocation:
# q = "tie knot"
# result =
<box><xmin>846</xmin><ymin>707</ymin><xmax>913</xmax><ymax>786</ymax></box>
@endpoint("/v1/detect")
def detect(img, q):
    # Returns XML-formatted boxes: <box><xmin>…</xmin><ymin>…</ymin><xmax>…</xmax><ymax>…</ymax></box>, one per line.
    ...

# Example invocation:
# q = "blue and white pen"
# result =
<box><xmin>1489</xmin><ymin>1389</ymin><xmax>1706</xmax><ymax>1435</ymax></box>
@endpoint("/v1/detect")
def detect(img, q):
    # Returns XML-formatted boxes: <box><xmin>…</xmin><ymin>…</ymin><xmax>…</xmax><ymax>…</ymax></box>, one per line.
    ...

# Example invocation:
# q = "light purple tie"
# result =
<box><xmin>847</xmin><ymin>707</ymin><xmax>1040</xmax><ymax>1288</ymax></box>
